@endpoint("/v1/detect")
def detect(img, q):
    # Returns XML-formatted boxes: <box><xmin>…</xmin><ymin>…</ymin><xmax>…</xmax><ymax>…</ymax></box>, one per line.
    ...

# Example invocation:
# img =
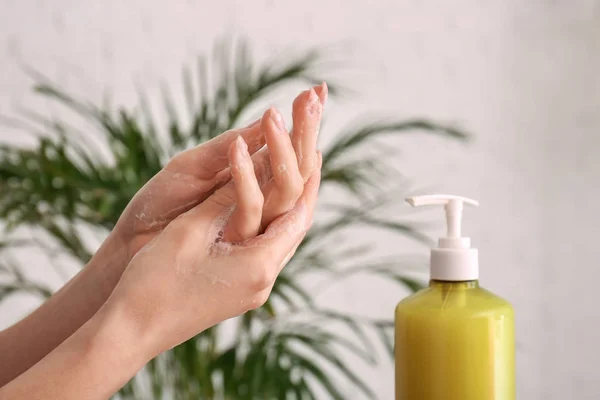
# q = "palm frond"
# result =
<box><xmin>322</xmin><ymin>119</ymin><xmax>469</xmax><ymax>168</ymax></box>
<box><xmin>211</xmin><ymin>320</ymin><xmax>377</xmax><ymax>400</ymax></box>
<box><xmin>157</xmin><ymin>39</ymin><xmax>342</xmax><ymax>151</ymax></box>
<box><xmin>0</xmin><ymin>257</ymin><xmax>53</xmax><ymax>301</ymax></box>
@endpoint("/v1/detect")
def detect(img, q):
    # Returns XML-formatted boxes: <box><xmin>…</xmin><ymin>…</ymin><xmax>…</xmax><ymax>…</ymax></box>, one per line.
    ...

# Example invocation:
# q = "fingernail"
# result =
<box><xmin>269</xmin><ymin>108</ymin><xmax>286</xmax><ymax>131</ymax></box>
<box><xmin>316</xmin><ymin>82</ymin><xmax>328</xmax><ymax>105</ymax></box>
<box><xmin>236</xmin><ymin>135</ymin><xmax>249</xmax><ymax>156</ymax></box>
<box><xmin>307</xmin><ymin>88</ymin><xmax>319</xmax><ymax>114</ymax></box>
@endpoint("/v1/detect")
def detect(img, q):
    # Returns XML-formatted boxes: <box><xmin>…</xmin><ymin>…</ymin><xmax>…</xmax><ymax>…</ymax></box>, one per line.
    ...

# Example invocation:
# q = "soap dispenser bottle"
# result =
<box><xmin>395</xmin><ymin>195</ymin><xmax>515</xmax><ymax>400</ymax></box>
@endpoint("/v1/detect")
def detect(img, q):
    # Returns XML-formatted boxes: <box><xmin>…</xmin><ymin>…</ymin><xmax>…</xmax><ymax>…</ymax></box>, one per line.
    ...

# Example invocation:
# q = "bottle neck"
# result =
<box><xmin>429</xmin><ymin>279</ymin><xmax>479</xmax><ymax>290</ymax></box>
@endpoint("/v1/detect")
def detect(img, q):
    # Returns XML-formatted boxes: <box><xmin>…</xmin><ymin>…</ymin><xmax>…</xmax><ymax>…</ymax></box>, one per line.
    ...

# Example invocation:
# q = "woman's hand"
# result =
<box><xmin>112</xmin><ymin>84</ymin><xmax>327</xmax><ymax>263</ymax></box>
<box><xmin>109</xmin><ymin>151</ymin><xmax>321</xmax><ymax>354</ymax></box>
<box><xmin>108</xmin><ymin>91</ymin><xmax>326</xmax><ymax>353</ymax></box>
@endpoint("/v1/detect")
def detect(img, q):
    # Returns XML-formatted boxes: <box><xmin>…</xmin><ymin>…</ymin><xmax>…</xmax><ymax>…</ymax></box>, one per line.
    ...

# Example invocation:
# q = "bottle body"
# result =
<box><xmin>395</xmin><ymin>280</ymin><xmax>515</xmax><ymax>400</ymax></box>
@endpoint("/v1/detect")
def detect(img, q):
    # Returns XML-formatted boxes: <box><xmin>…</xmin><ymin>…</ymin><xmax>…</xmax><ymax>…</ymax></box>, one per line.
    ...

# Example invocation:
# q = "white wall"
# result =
<box><xmin>2</xmin><ymin>1</ymin><xmax>600</xmax><ymax>399</ymax></box>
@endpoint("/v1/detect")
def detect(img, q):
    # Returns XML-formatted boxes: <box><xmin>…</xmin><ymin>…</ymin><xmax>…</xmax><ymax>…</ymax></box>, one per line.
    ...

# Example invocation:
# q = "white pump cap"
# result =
<box><xmin>406</xmin><ymin>194</ymin><xmax>479</xmax><ymax>281</ymax></box>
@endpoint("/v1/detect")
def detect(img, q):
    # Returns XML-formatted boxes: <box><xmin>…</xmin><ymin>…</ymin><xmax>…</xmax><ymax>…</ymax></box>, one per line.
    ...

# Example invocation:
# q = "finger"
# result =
<box><xmin>166</xmin><ymin>119</ymin><xmax>265</xmax><ymax>180</ymax></box>
<box><xmin>223</xmin><ymin>136</ymin><xmax>264</xmax><ymax>243</ymax></box>
<box><xmin>291</xmin><ymin>83</ymin><xmax>327</xmax><ymax>180</ymax></box>
<box><xmin>212</xmin><ymin>84</ymin><xmax>327</xmax><ymax>191</ymax></box>
<box><xmin>239</xmin><ymin>164</ymin><xmax>322</xmax><ymax>266</ymax></box>
<box><xmin>260</xmin><ymin>108</ymin><xmax>305</xmax><ymax>225</ymax></box>
<box><xmin>214</xmin><ymin>144</ymin><xmax>272</xmax><ymax>193</ymax></box>
<box><xmin>192</xmin><ymin>110</ymin><xmax>280</xmax><ymax>222</ymax></box>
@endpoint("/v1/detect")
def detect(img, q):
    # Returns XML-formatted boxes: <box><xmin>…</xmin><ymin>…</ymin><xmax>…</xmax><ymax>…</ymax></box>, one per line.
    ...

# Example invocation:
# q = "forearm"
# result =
<box><xmin>0</xmin><ymin>233</ymin><xmax>128</xmax><ymax>386</ymax></box>
<box><xmin>0</xmin><ymin>299</ymin><xmax>152</xmax><ymax>400</ymax></box>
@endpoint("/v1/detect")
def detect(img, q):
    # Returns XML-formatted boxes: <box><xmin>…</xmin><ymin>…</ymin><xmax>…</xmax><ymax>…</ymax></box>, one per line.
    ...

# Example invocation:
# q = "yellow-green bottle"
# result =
<box><xmin>395</xmin><ymin>195</ymin><xmax>515</xmax><ymax>400</ymax></box>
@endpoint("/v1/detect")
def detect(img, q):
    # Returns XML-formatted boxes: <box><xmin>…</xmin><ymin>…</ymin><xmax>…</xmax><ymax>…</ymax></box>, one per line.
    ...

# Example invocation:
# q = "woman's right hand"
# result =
<box><xmin>105</xmin><ymin>102</ymin><xmax>324</xmax><ymax>355</ymax></box>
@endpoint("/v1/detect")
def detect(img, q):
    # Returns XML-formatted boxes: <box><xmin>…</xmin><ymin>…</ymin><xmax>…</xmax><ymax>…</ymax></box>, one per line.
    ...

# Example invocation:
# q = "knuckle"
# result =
<box><xmin>165</xmin><ymin>150</ymin><xmax>187</xmax><ymax>168</ymax></box>
<box><xmin>250</xmin><ymin>291</ymin><xmax>270</xmax><ymax>309</ymax></box>
<box><xmin>246</xmin><ymin>202</ymin><xmax>263</xmax><ymax>217</ymax></box>
<box><xmin>166</xmin><ymin>146</ymin><xmax>222</xmax><ymax>178</ymax></box>
<box><xmin>300</xmin><ymin>158</ymin><xmax>318</xmax><ymax>179</ymax></box>
<box><xmin>291</xmin><ymin>180</ymin><xmax>304</xmax><ymax>199</ymax></box>
<box><xmin>247</xmin><ymin>264</ymin><xmax>276</xmax><ymax>292</ymax></box>
<box><xmin>292</xmin><ymin>90</ymin><xmax>310</xmax><ymax>112</ymax></box>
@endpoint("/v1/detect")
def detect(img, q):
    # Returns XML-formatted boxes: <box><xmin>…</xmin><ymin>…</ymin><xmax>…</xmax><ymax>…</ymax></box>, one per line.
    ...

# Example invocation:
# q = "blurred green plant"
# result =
<box><xmin>0</xmin><ymin>40</ymin><xmax>467</xmax><ymax>399</ymax></box>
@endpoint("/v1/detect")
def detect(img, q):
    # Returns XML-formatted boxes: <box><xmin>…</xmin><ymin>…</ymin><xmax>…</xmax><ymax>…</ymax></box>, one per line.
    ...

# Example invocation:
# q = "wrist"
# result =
<box><xmin>102</xmin><ymin>288</ymin><xmax>164</xmax><ymax>360</ymax></box>
<box><xmin>0</xmin><ymin>300</ymin><xmax>156</xmax><ymax>399</ymax></box>
<box><xmin>63</xmin><ymin>301</ymin><xmax>153</xmax><ymax>397</ymax></box>
<box><xmin>87</xmin><ymin>232</ymin><xmax>129</xmax><ymax>298</ymax></box>
<box><xmin>87</xmin><ymin>300</ymin><xmax>156</xmax><ymax>375</ymax></box>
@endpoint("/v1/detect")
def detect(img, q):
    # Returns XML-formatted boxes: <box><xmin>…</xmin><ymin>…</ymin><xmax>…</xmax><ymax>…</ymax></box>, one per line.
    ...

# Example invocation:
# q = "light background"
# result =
<box><xmin>1</xmin><ymin>1</ymin><xmax>600</xmax><ymax>399</ymax></box>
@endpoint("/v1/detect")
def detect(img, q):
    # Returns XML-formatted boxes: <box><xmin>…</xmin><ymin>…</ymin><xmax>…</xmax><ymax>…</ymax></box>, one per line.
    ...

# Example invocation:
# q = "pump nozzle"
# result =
<box><xmin>406</xmin><ymin>194</ymin><xmax>478</xmax><ymax>240</ymax></box>
<box><xmin>406</xmin><ymin>194</ymin><xmax>480</xmax><ymax>281</ymax></box>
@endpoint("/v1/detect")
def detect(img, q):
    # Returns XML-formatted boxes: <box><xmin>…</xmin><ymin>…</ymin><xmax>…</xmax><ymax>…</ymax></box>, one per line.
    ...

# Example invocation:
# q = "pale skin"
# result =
<box><xmin>0</xmin><ymin>84</ymin><xmax>327</xmax><ymax>399</ymax></box>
